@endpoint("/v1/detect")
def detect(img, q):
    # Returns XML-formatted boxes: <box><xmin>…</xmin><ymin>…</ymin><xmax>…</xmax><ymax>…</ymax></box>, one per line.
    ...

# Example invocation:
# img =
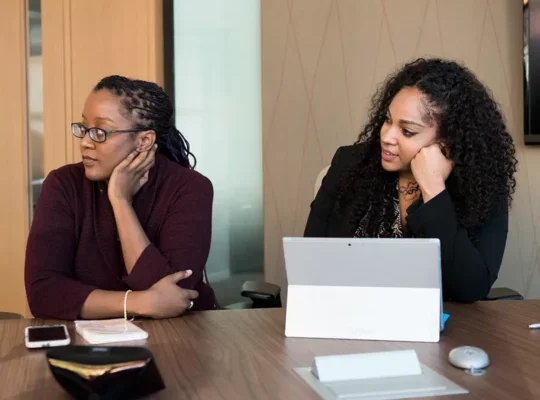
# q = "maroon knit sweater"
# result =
<box><xmin>25</xmin><ymin>153</ymin><xmax>216</xmax><ymax>319</ymax></box>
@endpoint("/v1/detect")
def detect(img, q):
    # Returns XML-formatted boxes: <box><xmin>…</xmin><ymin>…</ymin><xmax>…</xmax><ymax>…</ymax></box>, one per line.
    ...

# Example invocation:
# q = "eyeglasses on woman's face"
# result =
<box><xmin>71</xmin><ymin>122</ymin><xmax>147</xmax><ymax>143</ymax></box>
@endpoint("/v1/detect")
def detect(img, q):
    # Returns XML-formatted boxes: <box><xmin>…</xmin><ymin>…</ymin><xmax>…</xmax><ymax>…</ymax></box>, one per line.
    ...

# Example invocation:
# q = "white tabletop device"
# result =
<box><xmin>283</xmin><ymin>237</ymin><xmax>443</xmax><ymax>343</ymax></box>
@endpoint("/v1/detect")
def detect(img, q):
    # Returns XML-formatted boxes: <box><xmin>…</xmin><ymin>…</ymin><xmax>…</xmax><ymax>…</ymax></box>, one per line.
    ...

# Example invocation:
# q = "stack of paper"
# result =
<box><xmin>74</xmin><ymin>319</ymin><xmax>148</xmax><ymax>344</ymax></box>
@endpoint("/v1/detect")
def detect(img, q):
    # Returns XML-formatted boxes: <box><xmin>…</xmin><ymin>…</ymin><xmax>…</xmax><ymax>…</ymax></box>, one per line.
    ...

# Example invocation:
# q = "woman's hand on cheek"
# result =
<box><xmin>108</xmin><ymin>144</ymin><xmax>157</xmax><ymax>205</ymax></box>
<box><xmin>410</xmin><ymin>143</ymin><xmax>453</xmax><ymax>202</ymax></box>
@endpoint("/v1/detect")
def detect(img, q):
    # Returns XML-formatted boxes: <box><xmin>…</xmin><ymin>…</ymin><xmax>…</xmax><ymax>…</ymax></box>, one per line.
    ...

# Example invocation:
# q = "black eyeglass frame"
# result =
<box><xmin>71</xmin><ymin>122</ymin><xmax>149</xmax><ymax>143</ymax></box>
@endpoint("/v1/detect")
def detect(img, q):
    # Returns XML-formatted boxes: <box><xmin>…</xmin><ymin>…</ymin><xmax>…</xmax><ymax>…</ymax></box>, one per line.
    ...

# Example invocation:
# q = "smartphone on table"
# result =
<box><xmin>25</xmin><ymin>325</ymin><xmax>71</xmax><ymax>349</ymax></box>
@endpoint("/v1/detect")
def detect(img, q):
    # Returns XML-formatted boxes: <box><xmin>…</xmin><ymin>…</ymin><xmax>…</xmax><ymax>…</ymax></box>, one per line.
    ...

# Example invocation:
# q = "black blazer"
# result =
<box><xmin>304</xmin><ymin>145</ymin><xmax>509</xmax><ymax>303</ymax></box>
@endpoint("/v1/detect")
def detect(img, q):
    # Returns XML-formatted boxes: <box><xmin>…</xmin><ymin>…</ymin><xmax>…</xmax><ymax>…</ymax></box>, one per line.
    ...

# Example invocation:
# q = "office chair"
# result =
<box><xmin>227</xmin><ymin>165</ymin><xmax>523</xmax><ymax>309</ymax></box>
<box><xmin>0</xmin><ymin>312</ymin><xmax>23</xmax><ymax>319</ymax></box>
<box><xmin>226</xmin><ymin>281</ymin><xmax>282</xmax><ymax>309</ymax></box>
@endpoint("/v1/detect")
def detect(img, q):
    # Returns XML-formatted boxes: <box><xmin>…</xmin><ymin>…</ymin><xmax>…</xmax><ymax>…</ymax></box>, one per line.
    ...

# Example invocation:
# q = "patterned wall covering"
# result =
<box><xmin>262</xmin><ymin>0</ymin><xmax>540</xmax><ymax>298</ymax></box>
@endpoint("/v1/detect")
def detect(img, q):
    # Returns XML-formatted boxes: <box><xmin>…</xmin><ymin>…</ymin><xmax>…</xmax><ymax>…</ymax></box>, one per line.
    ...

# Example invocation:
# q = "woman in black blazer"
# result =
<box><xmin>305</xmin><ymin>58</ymin><xmax>517</xmax><ymax>303</ymax></box>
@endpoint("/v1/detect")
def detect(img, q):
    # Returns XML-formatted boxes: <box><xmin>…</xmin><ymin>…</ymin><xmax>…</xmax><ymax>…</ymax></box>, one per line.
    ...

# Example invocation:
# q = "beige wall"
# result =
<box><xmin>0</xmin><ymin>1</ymin><xmax>30</xmax><ymax>316</ymax></box>
<box><xmin>42</xmin><ymin>0</ymin><xmax>164</xmax><ymax>173</ymax></box>
<box><xmin>262</xmin><ymin>0</ymin><xmax>540</xmax><ymax>298</ymax></box>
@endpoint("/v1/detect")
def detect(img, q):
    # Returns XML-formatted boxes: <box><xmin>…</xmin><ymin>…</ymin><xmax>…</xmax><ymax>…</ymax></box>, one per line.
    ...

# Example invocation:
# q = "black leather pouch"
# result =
<box><xmin>46</xmin><ymin>345</ymin><xmax>165</xmax><ymax>399</ymax></box>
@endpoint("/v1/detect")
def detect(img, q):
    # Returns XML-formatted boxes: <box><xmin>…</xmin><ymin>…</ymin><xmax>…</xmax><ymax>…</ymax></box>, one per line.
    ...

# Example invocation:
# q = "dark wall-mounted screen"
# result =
<box><xmin>525</xmin><ymin>0</ymin><xmax>540</xmax><ymax>144</ymax></box>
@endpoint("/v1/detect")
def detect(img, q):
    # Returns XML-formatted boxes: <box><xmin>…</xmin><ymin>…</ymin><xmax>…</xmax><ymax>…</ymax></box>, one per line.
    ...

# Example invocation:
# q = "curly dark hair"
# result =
<box><xmin>337</xmin><ymin>58</ymin><xmax>517</xmax><ymax>237</ymax></box>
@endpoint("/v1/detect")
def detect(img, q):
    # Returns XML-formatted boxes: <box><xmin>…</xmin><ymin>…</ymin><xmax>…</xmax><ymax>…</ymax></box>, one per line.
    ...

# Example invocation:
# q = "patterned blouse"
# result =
<box><xmin>353</xmin><ymin>180</ymin><xmax>405</xmax><ymax>238</ymax></box>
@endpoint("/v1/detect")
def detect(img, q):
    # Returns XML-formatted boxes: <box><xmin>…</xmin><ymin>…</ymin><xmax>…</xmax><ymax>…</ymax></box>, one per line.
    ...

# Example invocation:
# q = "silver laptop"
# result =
<box><xmin>283</xmin><ymin>237</ymin><xmax>443</xmax><ymax>343</ymax></box>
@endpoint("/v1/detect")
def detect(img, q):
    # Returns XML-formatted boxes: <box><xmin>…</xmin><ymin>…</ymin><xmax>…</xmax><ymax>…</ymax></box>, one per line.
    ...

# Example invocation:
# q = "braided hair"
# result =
<box><xmin>93</xmin><ymin>75</ymin><xmax>195</xmax><ymax>168</ymax></box>
<box><xmin>338</xmin><ymin>58</ymin><xmax>517</xmax><ymax>236</ymax></box>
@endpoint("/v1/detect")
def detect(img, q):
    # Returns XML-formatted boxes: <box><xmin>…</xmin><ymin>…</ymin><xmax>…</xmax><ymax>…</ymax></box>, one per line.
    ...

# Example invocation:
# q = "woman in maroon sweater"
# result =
<box><xmin>25</xmin><ymin>75</ymin><xmax>216</xmax><ymax>320</ymax></box>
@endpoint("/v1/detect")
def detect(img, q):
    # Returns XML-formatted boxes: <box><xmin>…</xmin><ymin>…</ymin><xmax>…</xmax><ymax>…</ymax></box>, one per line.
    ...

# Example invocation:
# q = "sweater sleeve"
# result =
<box><xmin>25</xmin><ymin>170</ymin><xmax>97</xmax><ymax>320</ymax></box>
<box><xmin>122</xmin><ymin>174</ymin><xmax>214</xmax><ymax>291</ymax></box>
<box><xmin>406</xmin><ymin>190</ymin><xmax>508</xmax><ymax>303</ymax></box>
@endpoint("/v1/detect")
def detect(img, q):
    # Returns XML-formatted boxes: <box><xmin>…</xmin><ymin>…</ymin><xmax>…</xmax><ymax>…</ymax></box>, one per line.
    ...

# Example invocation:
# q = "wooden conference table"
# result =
<box><xmin>1</xmin><ymin>301</ymin><xmax>540</xmax><ymax>399</ymax></box>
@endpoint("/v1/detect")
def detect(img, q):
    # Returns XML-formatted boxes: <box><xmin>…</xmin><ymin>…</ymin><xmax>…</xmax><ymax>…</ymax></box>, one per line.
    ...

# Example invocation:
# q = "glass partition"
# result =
<box><xmin>27</xmin><ymin>0</ymin><xmax>44</xmax><ymax>214</ymax></box>
<box><xmin>171</xmin><ymin>1</ymin><xmax>263</xmax><ymax>305</ymax></box>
